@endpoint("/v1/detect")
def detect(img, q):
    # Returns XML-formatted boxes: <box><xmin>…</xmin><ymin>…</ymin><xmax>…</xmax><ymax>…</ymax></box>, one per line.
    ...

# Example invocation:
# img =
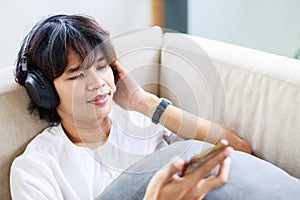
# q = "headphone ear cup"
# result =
<box><xmin>25</xmin><ymin>69</ymin><xmax>59</xmax><ymax>109</ymax></box>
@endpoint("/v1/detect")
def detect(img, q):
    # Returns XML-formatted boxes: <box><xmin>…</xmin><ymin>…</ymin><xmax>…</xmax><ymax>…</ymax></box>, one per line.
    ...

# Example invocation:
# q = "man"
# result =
<box><xmin>10</xmin><ymin>14</ymin><xmax>249</xmax><ymax>199</ymax></box>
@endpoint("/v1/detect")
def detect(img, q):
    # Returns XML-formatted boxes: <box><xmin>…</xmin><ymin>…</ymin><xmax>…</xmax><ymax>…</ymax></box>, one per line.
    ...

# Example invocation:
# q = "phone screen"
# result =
<box><xmin>180</xmin><ymin>139</ymin><xmax>229</xmax><ymax>176</ymax></box>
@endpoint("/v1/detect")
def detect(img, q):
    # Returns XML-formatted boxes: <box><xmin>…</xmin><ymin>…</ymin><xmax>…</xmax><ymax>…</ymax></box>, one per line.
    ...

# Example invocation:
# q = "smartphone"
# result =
<box><xmin>180</xmin><ymin>139</ymin><xmax>229</xmax><ymax>176</ymax></box>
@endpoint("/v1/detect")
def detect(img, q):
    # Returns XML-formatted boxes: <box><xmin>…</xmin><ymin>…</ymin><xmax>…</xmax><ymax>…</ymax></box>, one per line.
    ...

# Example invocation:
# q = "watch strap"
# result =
<box><xmin>151</xmin><ymin>98</ymin><xmax>171</xmax><ymax>124</ymax></box>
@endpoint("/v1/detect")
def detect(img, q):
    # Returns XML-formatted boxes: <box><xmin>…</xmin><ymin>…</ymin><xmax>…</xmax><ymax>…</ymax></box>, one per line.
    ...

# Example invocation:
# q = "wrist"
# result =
<box><xmin>134</xmin><ymin>93</ymin><xmax>160</xmax><ymax>119</ymax></box>
<box><xmin>151</xmin><ymin>98</ymin><xmax>172</xmax><ymax>124</ymax></box>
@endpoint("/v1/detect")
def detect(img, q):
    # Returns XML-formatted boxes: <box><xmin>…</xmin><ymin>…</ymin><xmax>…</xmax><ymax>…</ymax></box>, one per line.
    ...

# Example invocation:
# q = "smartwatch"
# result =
<box><xmin>151</xmin><ymin>98</ymin><xmax>172</xmax><ymax>124</ymax></box>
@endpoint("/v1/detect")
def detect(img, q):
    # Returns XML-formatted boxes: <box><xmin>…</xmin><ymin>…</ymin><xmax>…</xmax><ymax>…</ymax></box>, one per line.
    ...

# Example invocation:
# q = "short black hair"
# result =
<box><xmin>15</xmin><ymin>14</ymin><xmax>116</xmax><ymax>125</ymax></box>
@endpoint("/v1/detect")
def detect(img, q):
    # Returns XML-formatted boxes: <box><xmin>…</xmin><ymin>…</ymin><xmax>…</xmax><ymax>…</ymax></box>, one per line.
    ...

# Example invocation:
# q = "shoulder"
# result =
<box><xmin>28</xmin><ymin>124</ymin><xmax>63</xmax><ymax>148</ymax></box>
<box><xmin>10</xmin><ymin>147</ymin><xmax>63</xmax><ymax>199</ymax></box>
<box><xmin>10</xmin><ymin>124</ymin><xmax>66</xmax><ymax>196</ymax></box>
<box><xmin>14</xmin><ymin>124</ymin><xmax>66</xmax><ymax>163</ymax></box>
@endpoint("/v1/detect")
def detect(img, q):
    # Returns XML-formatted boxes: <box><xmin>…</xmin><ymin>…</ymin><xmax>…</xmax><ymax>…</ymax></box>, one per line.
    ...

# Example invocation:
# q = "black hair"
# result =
<box><xmin>15</xmin><ymin>14</ymin><xmax>116</xmax><ymax>125</ymax></box>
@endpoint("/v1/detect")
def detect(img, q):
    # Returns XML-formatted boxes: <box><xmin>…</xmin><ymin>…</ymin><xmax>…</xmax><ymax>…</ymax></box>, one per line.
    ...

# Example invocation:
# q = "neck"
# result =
<box><xmin>61</xmin><ymin>117</ymin><xmax>111</xmax><ymax>149</ymax></box>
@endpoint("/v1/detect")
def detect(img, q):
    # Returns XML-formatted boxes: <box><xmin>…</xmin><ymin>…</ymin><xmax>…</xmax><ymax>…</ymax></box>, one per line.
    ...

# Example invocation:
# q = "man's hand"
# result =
<box><xmin>144</xmin><ymin>146</ymin><xmax>233</xmax><ymax>200</ymax></box>
<box><xmin>111</xmin><ymin>60</ymin><xmax>148</xmax><ymax>111</ymax></box>
<box><xmin>216</xmin><ymin>126</ymin><xmax>252</xmax><ymax>154</ymax></box>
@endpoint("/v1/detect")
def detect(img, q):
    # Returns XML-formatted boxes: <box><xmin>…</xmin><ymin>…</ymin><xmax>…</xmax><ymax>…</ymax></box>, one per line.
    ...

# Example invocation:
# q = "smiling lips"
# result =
<box><xmin>88</xmin><ymin>93</ymin><xmax>110</xmax><ymax>105</ymax></box>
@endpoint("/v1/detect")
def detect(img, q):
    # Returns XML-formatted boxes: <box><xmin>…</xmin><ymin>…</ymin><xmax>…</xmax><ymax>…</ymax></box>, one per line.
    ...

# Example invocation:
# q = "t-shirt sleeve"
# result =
<box><xmin>10</xmin><ymin>154</ymin><xmax>64</xmax><ymax>200</ymax></box>
<box><xmin>162</xmin><ymin>127</ymin><xmax>185</xmax><ymax>144</ymax></box>
<box><xmin>126</xmin><ymin>110</ymin><xmax>185</xmax><ymax>144</ymax></box>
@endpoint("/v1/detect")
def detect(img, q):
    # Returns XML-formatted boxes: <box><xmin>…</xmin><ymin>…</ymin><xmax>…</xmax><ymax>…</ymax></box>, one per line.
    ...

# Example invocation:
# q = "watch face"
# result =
<box><xmin>161</xmin><ymin>99</ymin><xmax>170</xmax><ymax>108</ymax></box>
<box><xmin>161</xmin><ymin>98</ymin><xmax>172</xmax><ymax>105</ymax></box>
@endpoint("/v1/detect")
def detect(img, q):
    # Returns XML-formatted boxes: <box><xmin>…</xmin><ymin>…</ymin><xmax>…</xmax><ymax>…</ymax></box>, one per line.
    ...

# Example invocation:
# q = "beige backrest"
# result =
<box><xmin>161</xmin><ymin>32</ymin><xmax>300</xmax><ymax>178</ymax></box>
<box><xmin>0</xmin><ymin>67</ymin><xmax>49</xmax><ymax>200</ymax></box>
<box><xmin>0</xmin><ymin>27</ymin><xmax>163</xmax><ymax>200</ymax></box>
<box><xmin>111</xmin><ymin>27</ymin><xmax>163</xmax><ymax>95</ymax></box>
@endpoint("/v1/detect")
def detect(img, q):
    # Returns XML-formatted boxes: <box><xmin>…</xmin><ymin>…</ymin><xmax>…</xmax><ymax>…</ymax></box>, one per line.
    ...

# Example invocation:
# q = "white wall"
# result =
<box><xmin>188</xmin><ymin>0</ymin><xmax>300</xmax><ymax>58</ymax></box>
<box><xmin>0</xmin><ymin>0</ymin><xmax>151</xmax><ymax>69</ymax></box>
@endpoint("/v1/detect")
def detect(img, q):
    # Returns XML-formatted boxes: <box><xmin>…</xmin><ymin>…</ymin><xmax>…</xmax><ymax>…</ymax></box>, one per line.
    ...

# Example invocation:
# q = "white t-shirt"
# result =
<box><xmin>10</xmin><ymin>111</ymin><xmax>182</xmax><ymax>200</ymax></box>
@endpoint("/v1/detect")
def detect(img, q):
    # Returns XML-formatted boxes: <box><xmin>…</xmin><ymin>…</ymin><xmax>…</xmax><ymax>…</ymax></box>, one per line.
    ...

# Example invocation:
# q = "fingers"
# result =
<box><xmin>218</xmin><ymin>156</ymin><xmax>231</xmax><ymax>181</ymax></box>
<box><xmin>109</xmin><ymin>59</ymin><xmax>120</xmax><ymax>68</ymax></box>
<box><xmin>241</xmin><ymin>140</ymin><xmax>252</xmax><ymax>154</ymax></box>
<box><xmin>110</xmin><ymin>60</ymin><xmax>127</xmax><ymax>74</ymax></box>
<box><xmin>194</xmin><ymin>156</ymin><xmax>231</xmax><ymax>198</ymax></box>
<box><xmin>109</xmin><ymin>60</ymin><xmax>123</xmax><ymax>83</ymax></box>
<box><xmin>147</xmin><ymin>154</ymin><xmax>232</xmax><ymax>200</ymax></box>
<box><xmin>205</xmin><ymin>156</ymin><xmax>231</xmax><ymax>188</ymax></box>
<box><xmin>156</xmin><ymin>157</ymin><xmax>185</xmax><ymax>185</ymax></box>
<box><xmin>187</xmin><ymin>146</ymin><xmax>233</xmax><ymax>185</ymax></box>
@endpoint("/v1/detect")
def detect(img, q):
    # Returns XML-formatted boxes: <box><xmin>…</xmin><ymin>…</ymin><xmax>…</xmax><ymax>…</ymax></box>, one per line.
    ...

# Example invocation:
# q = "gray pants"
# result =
<box><xmin>97</xmin><ymin>140</ymin><xmax>300</xmax><ymax>200</ymax></box>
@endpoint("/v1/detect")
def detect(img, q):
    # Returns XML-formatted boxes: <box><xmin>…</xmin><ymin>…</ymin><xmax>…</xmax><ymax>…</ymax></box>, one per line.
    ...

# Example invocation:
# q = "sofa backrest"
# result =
<box><xmin>0</xmin><ymin>27</ymin><xmax>163</xmax><ymax>200</ymax></box>
<box><xmin>111</xmin><ymin>27</ymin><xmax>163</xmax><ymax>95</ymax></box>
<box><xmin>0</xmin><ymin>67</ymin><xmax>49</xmax><ymax>200</ymax></box>
<box><xmin>161</xmin><ymin>32</ymin><xmax>300</xmax><ymax>178</ymax></box>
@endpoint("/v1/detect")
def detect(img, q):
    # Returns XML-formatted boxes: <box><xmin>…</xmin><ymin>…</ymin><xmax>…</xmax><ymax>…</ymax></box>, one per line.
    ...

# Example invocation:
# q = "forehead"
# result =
<box><xmin>64</xmin><ymin>48</ymin><xmax>106</xmax><ymax>72</ymax></box>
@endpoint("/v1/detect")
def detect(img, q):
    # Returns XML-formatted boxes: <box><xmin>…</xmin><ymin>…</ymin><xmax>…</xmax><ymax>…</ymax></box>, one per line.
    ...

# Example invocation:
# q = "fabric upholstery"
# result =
<box><xmin>0</xmin><ymin>67</ymin><xmax>48</xmax><ymax>200</ymax></box>
<box><xmin>111</xmin><ymin>26</ymin><xmax>163</xmax><ymax>95</ymax></box>
<box><xmin>161</xmin><ymin>33</ymin><xmax>300</xmax><ymax>178</ymax></box>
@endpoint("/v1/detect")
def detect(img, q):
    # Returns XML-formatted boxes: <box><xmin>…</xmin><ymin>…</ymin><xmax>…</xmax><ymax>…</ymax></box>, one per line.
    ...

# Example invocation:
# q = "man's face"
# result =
<box><xmin>54</xmin><ymin>49</ymin><xmax>116</xmax><ymax>125</ymax></box>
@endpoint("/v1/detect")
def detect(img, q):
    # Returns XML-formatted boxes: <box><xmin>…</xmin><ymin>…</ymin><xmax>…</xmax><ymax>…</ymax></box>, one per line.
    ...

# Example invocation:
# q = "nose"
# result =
<box><xmin>87</xmin><ymin>70</ymin><xmax>105</xmax><ymax>91</ymax></box>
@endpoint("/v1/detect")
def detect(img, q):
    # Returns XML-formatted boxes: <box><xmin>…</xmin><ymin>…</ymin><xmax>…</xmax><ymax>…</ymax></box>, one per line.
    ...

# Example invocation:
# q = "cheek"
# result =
<box><xmin>54</xmin><ymin>80</ymin><xmax>75</xmax><ymax>104</ymax></box>
<box><xmin>54</xmin><ymin>80</ymin><xmax>63</xmax><ymax>101</ymax></box>
<box><xmin>104</xmin><ymin>68</ymin><xmax>116</xmax><ymax>91</ymax></box>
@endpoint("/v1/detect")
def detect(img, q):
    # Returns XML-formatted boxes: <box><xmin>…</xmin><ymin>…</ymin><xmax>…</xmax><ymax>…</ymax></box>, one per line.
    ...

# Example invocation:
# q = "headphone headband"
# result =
<box><xmin>19</xmin><ymin>15</ymin><xmax>67</xmax><ymax>72</ymax></box>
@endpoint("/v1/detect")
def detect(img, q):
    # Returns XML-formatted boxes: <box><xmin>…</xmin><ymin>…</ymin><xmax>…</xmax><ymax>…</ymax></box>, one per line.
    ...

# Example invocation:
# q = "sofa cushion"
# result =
<box><xmin>0</xmin><ymin>66</ymin><xmax>49</xmax><ymax>200</ymax></box>
<box><xmin>160</xmin><ymin>32</ymin><xmax>300</xmax><ymax>178</ymax></box>
<box><xmin>111</xmin><ymin>26</ymin><xmax>163</xmax><ymax>95</ymax></box>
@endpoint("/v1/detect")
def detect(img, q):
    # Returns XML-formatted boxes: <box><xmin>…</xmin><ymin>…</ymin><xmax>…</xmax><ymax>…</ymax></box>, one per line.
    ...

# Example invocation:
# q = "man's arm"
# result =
<box><xmin>135</xmin><ymin>93</ymin><xmax>251</xmax><ymax>153</ymax></box>
<box><xmin>112</xmin><ymin>61</ymin><xmax>251</xmax><ymax>153</ymax></box>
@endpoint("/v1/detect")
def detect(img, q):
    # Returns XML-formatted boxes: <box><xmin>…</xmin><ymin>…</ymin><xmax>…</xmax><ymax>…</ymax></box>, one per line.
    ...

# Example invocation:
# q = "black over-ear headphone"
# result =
<box><xmin>18</xmin><ymin>16</ymin><xmax>63</xmax><ymax>109</ymax></box>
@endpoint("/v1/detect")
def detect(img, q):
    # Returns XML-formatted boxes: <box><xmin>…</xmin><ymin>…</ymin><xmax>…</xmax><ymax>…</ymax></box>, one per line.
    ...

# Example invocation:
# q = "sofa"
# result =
<box><xmin>1</xmin><ymin>26</ymin><xmax>300</xmax><ymax>199</ymax></box>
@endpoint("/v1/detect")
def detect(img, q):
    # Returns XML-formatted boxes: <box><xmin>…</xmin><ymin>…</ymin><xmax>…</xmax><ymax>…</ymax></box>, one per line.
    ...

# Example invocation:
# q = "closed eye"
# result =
<box><xmin>69</xmin><ymin>73</ymin><xmax>84</xmax><ymax>80</ymax></box>
<box><xmin>96</xmin><ymin>65</ymin><xmax>108</xmax><ymax>71</ymax></box>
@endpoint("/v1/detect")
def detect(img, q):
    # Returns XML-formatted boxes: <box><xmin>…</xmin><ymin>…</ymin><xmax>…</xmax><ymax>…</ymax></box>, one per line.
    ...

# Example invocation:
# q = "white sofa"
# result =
<box><xmin>1</xmin><ymin>27</ymin><xmax>300</xmax><ymax>199</ymax></box>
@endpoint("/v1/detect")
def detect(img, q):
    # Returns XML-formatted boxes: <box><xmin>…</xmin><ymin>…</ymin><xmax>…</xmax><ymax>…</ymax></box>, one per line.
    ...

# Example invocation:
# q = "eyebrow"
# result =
<box><xmin>97</xmin><ymin>56</ymin><xmax>105</xmax><ymax>63</ymax></box>
<box><xmin>65</xmin><ymin>66</ymin><xmax>81</xmax><ymax>75</ymax></box>
<box><xmin>65</xmin><ymin>56</ymin><xmax>106</xmax><ymax>75</ymax></box>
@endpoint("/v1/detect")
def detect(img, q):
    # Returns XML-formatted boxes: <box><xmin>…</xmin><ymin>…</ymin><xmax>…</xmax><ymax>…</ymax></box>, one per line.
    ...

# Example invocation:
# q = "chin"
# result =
<box><xmin>94</xmin><ymin>103</ymin><xmax>112</xmax><ymax>119</ymax></box>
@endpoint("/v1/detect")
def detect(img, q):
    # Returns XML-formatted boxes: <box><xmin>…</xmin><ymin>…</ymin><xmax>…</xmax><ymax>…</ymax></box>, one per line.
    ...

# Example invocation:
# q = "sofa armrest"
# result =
<box><xmin>160</xmin><ymin>32</ymin><xmax>300</xmax><ymax>178</ymax></box>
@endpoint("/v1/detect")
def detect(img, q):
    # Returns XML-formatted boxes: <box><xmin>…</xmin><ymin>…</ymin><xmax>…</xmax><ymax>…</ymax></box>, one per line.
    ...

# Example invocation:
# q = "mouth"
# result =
<box><xmin>87</xmin><ymin>92</ymin><xmax>111</xmax><ymax>106</ymax></box>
